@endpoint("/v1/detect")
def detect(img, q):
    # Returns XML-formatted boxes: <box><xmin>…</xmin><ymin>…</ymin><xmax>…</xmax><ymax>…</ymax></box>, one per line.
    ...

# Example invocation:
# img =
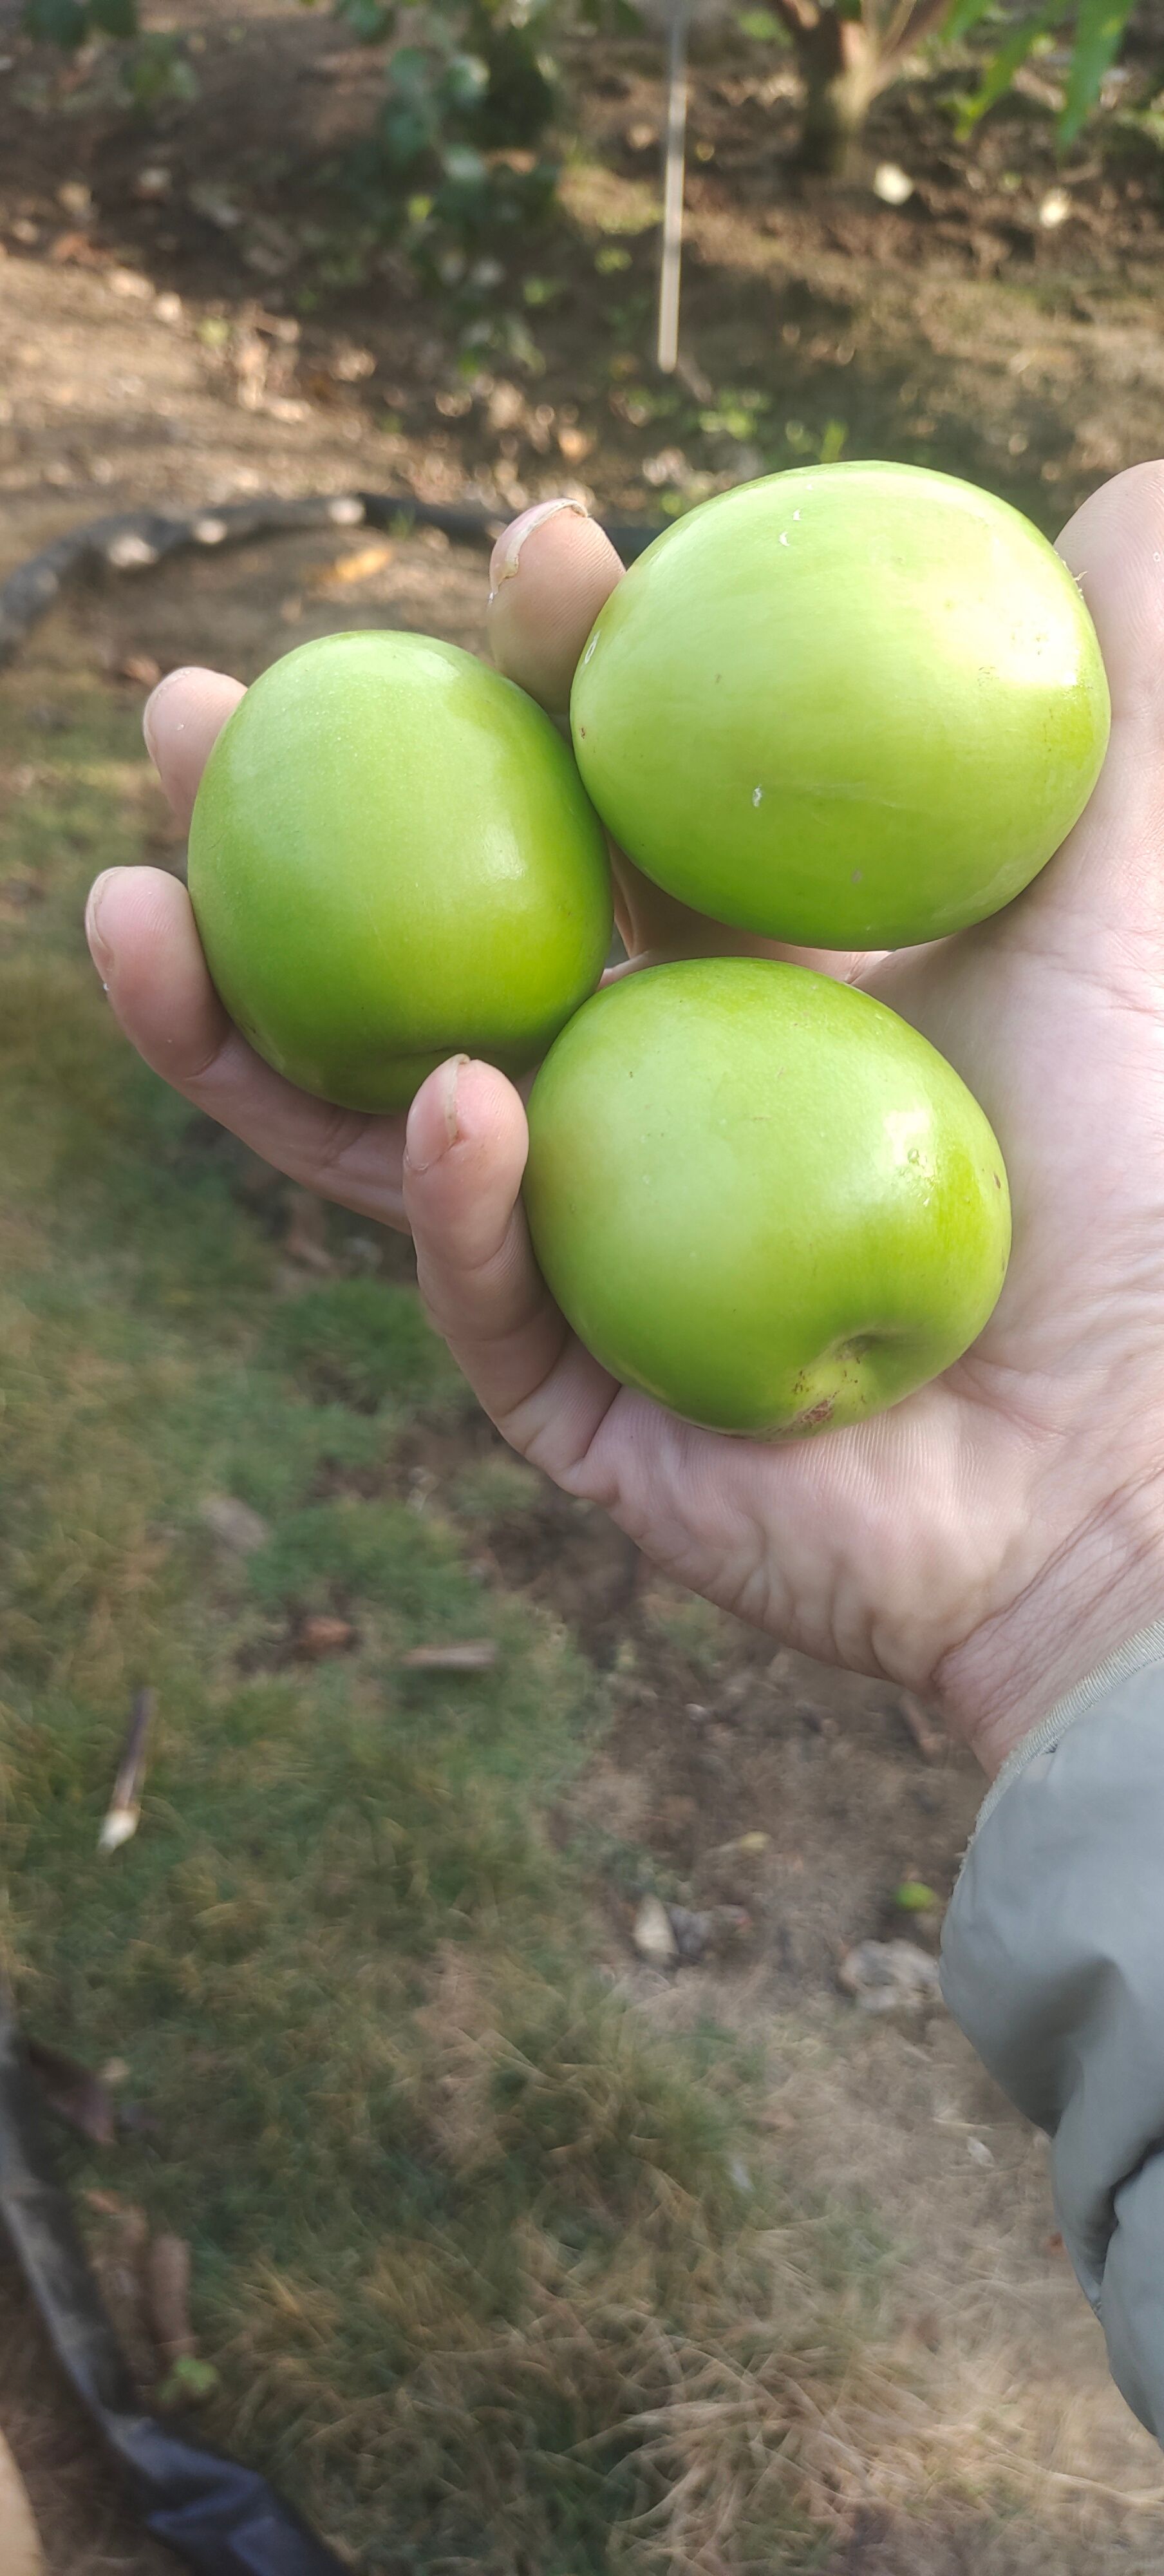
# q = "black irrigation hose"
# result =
<box><xmin>0</xmin><ymin>488</ymin><xmax>665</xmax><ymax>669</ymax></box>
<box><xmin>0</xmin><ymin>1985</ymin><xmax>351</xmax><ymax>2575</ymax></box>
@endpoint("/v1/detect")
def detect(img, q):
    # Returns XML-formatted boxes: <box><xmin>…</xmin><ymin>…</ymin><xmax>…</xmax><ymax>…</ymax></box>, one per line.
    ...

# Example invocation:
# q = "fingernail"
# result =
<box><xmin>142</xmin><ymin>667</ymin><xmax>194</xmax><ymax>766</ymax></box>
<box><xmin>489</xmin><ymin>497</ymin><xmax>589</xmax><ymax>597</ymax></box>
<box><xmin>405</xmin><ymin>1054</ymin><xmax>469</xmax><ymax>1175</ymax></box>
<box><xmin>86</xmin><ymin>871</ymin><xmax>115</xmax><ymax>979</ymax></box>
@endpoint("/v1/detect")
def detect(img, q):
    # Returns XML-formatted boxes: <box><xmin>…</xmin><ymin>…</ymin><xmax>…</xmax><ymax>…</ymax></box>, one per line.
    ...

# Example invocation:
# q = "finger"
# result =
<box><xmin>144</xmin><ymin>667</ymin><xmax>246</xmax><ymax>829</ymax></box>
<box><xmin>403</xmin><ymin>1056</ymin><xmax>618</xmax><ymax>1473</ymax></box>
<box><xmin>610</xmin><ymin>847</ymin><xmax>871</xmax><ymax>978</ymax></box>
<box><xmin>1057</xmin><ymin>460</ymin><xmax>1164</xmax><ymax>735</ymax></box>
<box><xmin>85</xmin><ymin>864</ymin><xmax>410</xmax><ymax>1226</ymax></box>
<box><xmin>487</xmin><ymin>499</ymin><xmax>624</xmax><ymax>716</ymax></box>
<box><xmin>1047</xmin><ymin>462</ymin><xmax>1164</xmax><ymax>937</ymax></box>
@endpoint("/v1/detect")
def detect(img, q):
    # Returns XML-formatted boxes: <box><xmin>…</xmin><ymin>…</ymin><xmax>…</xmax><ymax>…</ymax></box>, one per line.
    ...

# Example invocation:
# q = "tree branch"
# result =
<box><xmin>767</xmin><ymin>0</ymin><xmax>821</xmax><ymax>39</ymax></box>
<box><xmin>881</xmin><ymin>0</ymin><xmax>953</xmax><ymax>66</ymax></box>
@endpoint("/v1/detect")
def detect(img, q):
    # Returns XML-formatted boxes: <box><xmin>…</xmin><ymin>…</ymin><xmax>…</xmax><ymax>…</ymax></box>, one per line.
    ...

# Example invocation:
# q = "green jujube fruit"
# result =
<box><xmin>523</xmin><ymin>958</ymin><xmax>1011</xmax><ymax>1438</ymax></box>
<box><xmin>569</xmin><ymin>462</ymin><xmax>1110</xmax><ymax>950</ymax></box>
<box><xmin>187</xmin><ymin>630</ymin><xmax>612</xmax><ymax>1113</ymax></box>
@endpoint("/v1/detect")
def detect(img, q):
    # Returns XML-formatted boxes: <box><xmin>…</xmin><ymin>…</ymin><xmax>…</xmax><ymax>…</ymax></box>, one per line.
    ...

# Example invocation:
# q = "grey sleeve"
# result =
<box><xmin>941</xmin><ymin>1633</ymin><xmax>1164</xmax><ymax>2444</ymax></box>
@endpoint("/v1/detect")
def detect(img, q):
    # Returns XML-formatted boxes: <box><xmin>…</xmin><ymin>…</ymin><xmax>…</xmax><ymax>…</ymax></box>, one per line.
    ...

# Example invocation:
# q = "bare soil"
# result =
<box><xmin>3</xmin><ymin>6</ymin><xmax>1164</xmax><ymax>2566</ymax></box>
<box><xmin>2</xmin><ymin>0</ymin><xmax>1164</xmax><ymax>556</ymax></box>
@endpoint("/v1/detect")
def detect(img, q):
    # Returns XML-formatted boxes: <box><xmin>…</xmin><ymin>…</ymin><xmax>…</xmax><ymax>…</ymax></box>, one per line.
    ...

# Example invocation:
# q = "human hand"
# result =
<box><xmin>86</xmin><ymin>469</ymin><xmax>1164</xmax><ymax>1774</ymax></box>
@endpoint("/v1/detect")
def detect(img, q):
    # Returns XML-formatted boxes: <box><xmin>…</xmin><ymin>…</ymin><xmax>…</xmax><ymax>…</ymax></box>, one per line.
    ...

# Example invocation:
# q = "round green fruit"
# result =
<box><xmin>187</xmin><ymin>630</ymin><xmax>612</xmax><ymax>1113</ymax></box>
<box><xmin>569</xmin><ymin>462</ymin><xmax>1109</xmax><ymax>950</ymax></box>
<box><xmin>523</xmin><ymin>958</ymin><xmax>1011</xmax><ymax>1438</ymax></box>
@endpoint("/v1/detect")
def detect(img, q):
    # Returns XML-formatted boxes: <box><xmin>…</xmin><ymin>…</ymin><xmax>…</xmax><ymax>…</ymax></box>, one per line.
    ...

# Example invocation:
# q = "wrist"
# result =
<box><xmin>935</xmin><ymin>1470</ymin><xmax>1164</xmax><ymax>1776</ymax></box>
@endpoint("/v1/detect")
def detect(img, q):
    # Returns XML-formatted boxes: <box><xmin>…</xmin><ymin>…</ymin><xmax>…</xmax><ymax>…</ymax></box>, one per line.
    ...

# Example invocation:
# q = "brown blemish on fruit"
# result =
<box><xmin>788</xmin><ymin>1394</ymin><xmax>835</xmax><ymax>1434</ymax></box>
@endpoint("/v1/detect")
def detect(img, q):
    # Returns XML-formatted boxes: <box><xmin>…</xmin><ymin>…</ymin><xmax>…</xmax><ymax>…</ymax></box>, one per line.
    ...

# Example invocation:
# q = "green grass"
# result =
<box><xmin>262</xmin><ymin>1274</ymin><xmax>469</xmax><ymax>1418</ymax></box>
<box><xmin>0</xmin><ymin>675</ymin><xmax>906</xmax><ymax>2572</ymax></box>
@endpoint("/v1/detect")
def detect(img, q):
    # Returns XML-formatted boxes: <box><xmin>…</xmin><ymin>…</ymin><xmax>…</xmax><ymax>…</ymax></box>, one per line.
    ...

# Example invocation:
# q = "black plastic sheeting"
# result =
<box><xmin>0</xmin><ymin>488</ymin><xmax>664</xmax><ymax>668</ymax></box>
<box><xmin>0</xmin><ymin>1989</ymin><xmax>350</xmax><ymax>2575</ymax></box>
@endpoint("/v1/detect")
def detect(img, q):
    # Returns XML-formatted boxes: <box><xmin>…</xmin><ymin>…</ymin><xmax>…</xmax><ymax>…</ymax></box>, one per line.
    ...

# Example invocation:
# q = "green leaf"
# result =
<box><xmin>442</xmin><ymin>46</ymin><xmax>488</xmax><ymax>106</ymax></box>
<box><xmin>23</xmin><ymin>0</ymin><xmax>87</xmax><ymax>48</ymax></box>
<box><xmin>1060</xmin><ymin>0</ymin><xmax>1134</xmax><ymax>143</ymax></box>
<box><xmin>158</xmin><ymin>2356</ymin><xmax>221</xmax><ymax>2406</ymax></box>
<box><xmin>123</xmin><ymin>30</ymin><xmax>196</xmax><ymax>101</ymax></box>
<box><xmin>440</xmin><ymin>141</ymin><xmax>487</xmax><ymax>184</ymax></box>
<box><xmin>90</xmin><ymin>0</ymin><xmax>137</xmax><ymax>35</ymax></box>
<box><xmin>944</xmin><ymin>0</ymin><xmax>999</xmax><ymax>40</ymax></box>
<box><xmin>894</xmin><ymin>1879</ymin><xmax>939</xmax><ymax>1913</ymax></box>
<box><xmin>336</xmin><ymin>0</ymin><xmax>394</xmax><ymax>41</ymax></box>
<box><xmin>958</xmin><ymin>0</ymin><xmax>1060</xmax><ymax>133</ymax></box>
<box><xmin>389</xmin><ymin>42</ymin><xmax>434</xmax><ymax>93</ymax></box>
<box><xmin>379</xmin><ymin>99</ymin><xmax>435</xmax><ymax>164</ymax></box>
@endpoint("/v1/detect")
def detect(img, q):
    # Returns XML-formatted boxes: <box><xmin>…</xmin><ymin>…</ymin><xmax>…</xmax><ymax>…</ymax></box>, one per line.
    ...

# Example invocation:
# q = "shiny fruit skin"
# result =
<box><xmin>569</xmin><ymin>462</ymin><xmax>1109</xmax><ymax>950</ymax></box>
<box><xmin>523</xmin><ymin>957</ymin><xmax>1011</xmax><ymax>1438</ymax></box>
<box><xmin>187</xmin><ymin>630</ymin><xmax>612</xmax><ymax>1113</ymax></box>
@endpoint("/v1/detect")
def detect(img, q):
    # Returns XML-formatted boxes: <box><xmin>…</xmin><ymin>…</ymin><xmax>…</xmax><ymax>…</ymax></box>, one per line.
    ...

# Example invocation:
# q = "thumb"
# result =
<box><xmin>144</xmin><ymin>667</ymin><xmax>245</xmax><ymax>829</ymax></box>
<box><xmin>1056</xmin><ymin>459</ymin><xmax>1164</xmax><ymax>739</ymax></box>
<box><xmin>487</xmin><ymin>500</ymin><xmax>623</xmax><ymax>716</ymax></box>
<box><xmin>402</xmin><ymin>1056</ymin><xmax>616</xmax><ymax>1475</ymax></box>
<box><xmin>1049</xmin><ymin>460</ymin><xmax>1164</xmax><ymax>941</ymax></box>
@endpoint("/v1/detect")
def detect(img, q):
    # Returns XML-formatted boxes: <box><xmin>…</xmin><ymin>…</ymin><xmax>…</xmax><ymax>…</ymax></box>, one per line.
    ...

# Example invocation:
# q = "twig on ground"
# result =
<box><xmin>99</xmin><ymin>1687</ymin><xmax>155</xmax><ymax>1854</ymax></box>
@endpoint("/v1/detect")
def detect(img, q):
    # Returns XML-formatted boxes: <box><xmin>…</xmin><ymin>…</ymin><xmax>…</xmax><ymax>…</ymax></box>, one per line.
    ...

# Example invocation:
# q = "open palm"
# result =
<box><xmin>87</xmin><ymin>465</ymin><xmax>1164</xmax><ymax>1775</ymax></box>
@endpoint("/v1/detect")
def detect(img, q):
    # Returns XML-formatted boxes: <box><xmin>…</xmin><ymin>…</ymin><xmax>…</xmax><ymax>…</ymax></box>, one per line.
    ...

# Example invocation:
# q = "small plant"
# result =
<box><xmin>756</xmin><ymin>0</ymin><xmax>1140</xmax><ymax>175</ymax></box>
<box><xmin>21</xmin><ymin>0</ymin><xmax>1141</xmax><ymax>236</ymax></box>
<box><xmin>23</xmin><ymin>0</ymin><xmax>561</xmax><ymax>255</ymax></box>
<box><xmin>321</xmin><ymin>0</ymin><xmax>561</xmax><ymax>263</ymax></box>
<box><xmin>23</xmin><ymin>0</ymin><xmax>135</xmax><ymax>44</ymax></box>
<box><xmin>954</xmin><ymin>0</ymin><xmax>1137</xmax><ymax>144</ymax></box>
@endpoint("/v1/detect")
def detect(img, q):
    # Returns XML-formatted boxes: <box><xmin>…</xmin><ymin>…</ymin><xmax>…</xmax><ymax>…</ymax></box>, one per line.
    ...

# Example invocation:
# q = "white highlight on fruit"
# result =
<box><xmin>752</xmin><ymin>786</ymin><xmax>763</xmax><ymax>806</ymax></box>
<box><xmin>885</xmin><ymin>1106</ymin><xmax>932</xmax><ymax>1171</ymax></box>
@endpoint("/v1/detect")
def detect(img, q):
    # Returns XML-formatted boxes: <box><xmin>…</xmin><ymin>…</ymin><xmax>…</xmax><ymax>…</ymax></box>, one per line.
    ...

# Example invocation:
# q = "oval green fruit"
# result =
<box><xmin>187</xmin><ymin>630</ymin><xmax>612</xmax><ymax>1113</ymax></box>
<box><xmin>523</xmin><ymin>958</ymin><xmax>1011</xmax><ymax>1438</ymax></box>
<box><xmin>570</xmin><ymin>462</ymin><xmax>1109</xmax><ymax>950</ymax></box>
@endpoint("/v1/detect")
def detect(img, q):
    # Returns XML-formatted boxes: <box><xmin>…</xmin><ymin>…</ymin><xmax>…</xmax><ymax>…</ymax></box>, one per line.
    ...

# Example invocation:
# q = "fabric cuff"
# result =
<box><xmin>941</xmin><ymin>1625</ymin><xmax>1164</xmax><ymax>2441</ymax></box>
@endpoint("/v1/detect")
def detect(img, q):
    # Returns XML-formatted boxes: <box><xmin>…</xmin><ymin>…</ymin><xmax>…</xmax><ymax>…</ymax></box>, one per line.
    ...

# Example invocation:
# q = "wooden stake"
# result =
<box><xmin>657</xmin><ymin>0</ymin><xmax>690</xmax><ymax>375</ymax></box>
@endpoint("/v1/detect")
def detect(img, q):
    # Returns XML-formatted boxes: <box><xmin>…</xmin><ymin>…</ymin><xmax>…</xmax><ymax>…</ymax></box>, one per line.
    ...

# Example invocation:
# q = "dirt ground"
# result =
<box><xmin>2</xmin><ymin>0</ymin><xmax>1164</xmax><ymax>553</ymax></box>
<box><xmin>4</xmin><ymin>4</ymin><xmax>1164</xmax><ymax>2567</ymax></box>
